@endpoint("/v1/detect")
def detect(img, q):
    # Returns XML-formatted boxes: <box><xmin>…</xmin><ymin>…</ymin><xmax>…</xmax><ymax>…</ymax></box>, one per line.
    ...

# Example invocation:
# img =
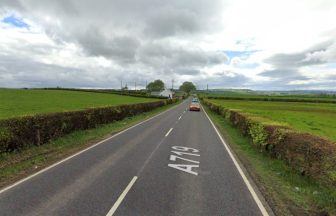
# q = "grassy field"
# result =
<box><xmin>204</xmin><ymin>105</ymin><xmax>336</xmax><ymax>215</ymax></box>
<box><xmin>0</xmin><ymin>89</ymin><xmax>159</xmax><ymax>119</ymax></box>
<box><xmin>208</xmin><ymin>99</ymin><xmax>336</xmax><ymax>142</ymax></box>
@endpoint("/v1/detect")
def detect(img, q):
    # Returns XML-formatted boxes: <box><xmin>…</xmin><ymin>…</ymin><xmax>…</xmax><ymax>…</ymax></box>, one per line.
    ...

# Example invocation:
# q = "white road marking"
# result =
<box><xmin>168</xmin><ymin>164</ymin><xmax>199</xmax><ymax>175</ymax></box>
<box><xmin>106</xmin><ymin>176</ymin><xmax>138</xmax><ymax>216</ymax></box>
<box><xmin>202</xmin><ymin>105</ymin><xmax>269</xmax><ymax>216</ymax></box>
<box><xmin>171</xmin><ymin>151</ymin><xmax>200</xmax><ymax>157</ymax></box>
<box><xmin>165</xmin><ymin>128</ymin><xmax>173</xmax><ymax>137</ymax></box>
<box><xmin>178</xmin><ymin>116</ymin><xmax>182</xmax><ymax>120</ymax></box>
<box><xmin>170</xmin><ymin>155</ymin><xmax>199</xmax><ymax>164</ymax></box>
<box><xmin>0</xmin><ymin>103</ymin><xmax>180</xmax><ymax>194</ymax></box>
<box><xmin>168</xmin><ymin>146</ymin><xmax>200</xmax><ymax>175</ymax></box>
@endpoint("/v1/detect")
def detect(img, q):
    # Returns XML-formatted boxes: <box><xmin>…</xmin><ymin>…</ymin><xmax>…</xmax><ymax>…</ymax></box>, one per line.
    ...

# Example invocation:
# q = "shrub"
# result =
<box><xmin>0</xmin><ymin>99</ymin><xmax>178</xmax><ymax>152</ymax></box>
<box><xmin>205</xmin><ymin>96</ymin><xmax>336</xmax><ymax>104</ymax></box>
<box><xmin>248</xmin><ymin>122</ymin><xmax>268</xmax><ymax>148</ymax></box>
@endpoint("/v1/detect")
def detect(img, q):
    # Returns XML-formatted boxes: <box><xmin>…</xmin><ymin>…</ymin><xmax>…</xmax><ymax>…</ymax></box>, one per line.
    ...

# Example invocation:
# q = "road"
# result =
<box><xmin>0</xmin><ymin>99</ymin><xmax>269</xmax><ymax>216</ymax></box>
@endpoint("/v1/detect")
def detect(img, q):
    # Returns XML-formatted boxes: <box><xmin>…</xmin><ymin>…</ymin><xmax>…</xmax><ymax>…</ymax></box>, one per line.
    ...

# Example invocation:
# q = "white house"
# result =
<box><xmin>151</xmin><ymin>89</ymin><xmax>174</xmax><ymax>98</ymax></box>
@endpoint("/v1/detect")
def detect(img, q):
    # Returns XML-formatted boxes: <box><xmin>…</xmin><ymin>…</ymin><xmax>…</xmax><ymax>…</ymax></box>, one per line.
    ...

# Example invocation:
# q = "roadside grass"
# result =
<box><xmin>208</xmin><ymin>99</ymin><xmax>336</xmax><ymax>142</ymax></box>
<box><xmin>0</xmin><ymin>102</ymin><xmax>179</xmax><ymax>188</ymax></box>
<box><xmin>203</xmin><ymin>105</ymin><xmax>336</xmax><ymax>215</ymax></box>
<box><xmin>0</xmin><ymin>89</ymin><xmax>159</xmax><ymax>119</ymax></box>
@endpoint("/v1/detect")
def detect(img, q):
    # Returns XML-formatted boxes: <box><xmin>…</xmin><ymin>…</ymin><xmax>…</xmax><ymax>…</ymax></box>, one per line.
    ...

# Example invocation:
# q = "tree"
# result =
<box><xmin>147</xmin><ymin>79</ymin><xmax>165</xmax><ymax>91</ymax></box>
<box><xmin>179</xmin><ymin>81</ymin><xmax>196</xmax><ymax>93</ymax></box>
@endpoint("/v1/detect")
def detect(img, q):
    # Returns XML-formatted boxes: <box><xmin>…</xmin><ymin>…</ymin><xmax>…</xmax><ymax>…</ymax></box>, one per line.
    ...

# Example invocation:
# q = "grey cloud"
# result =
<box><xmin>1</xmin><ymin>0</ymin><xmax>226</xmax><ymax>87</ymax></box>
<box><xmin>4</xmin><ymin>0</ymin><xmax>222</xmax><ymax>59</ymax></box>
<box><xmin>260</xmin><ymin>40</ymin><xmax>336</xmax><ymax>88</ymax></box>
<box><xmin>76</xmin><ymin>28</ymin><xmax>140</xmax><ymax>63</ymax></box>
<box><xmin>265</xmin><ymin>40</ymin><xmax>336</xmax><ymax>69</ymax></box>
<box><xmin>144</xmin><ymin>7</ymin><xmax>201</xmax><ymax>37</ymax></box>
<box><xmin>1</xmin><ymin>0</ymin><xmax>334</xmax><ymax>90</ymax></box>
<box><xmin>259</xmin><ymin>69</ymin><xmax>297</xmax><ymax>78</ymax></box>
<box><xmin>0</xmin><ymin>55</ymin><xmax>93</xmax><ymax>87</ymax></box>
<box><xmin>200</xmin><ymin>71</ymin><xmax>249</xmax><ymax>88</ymax></box>
<box><xmin>259</xmin><ymin>69</ymin><xmax>310</xmax><ymax>87</ymax></box>
<box><xmin>138</xmin><ymin>42</ymin><xmax>228</xmax><ymax>69</ymax></box>
<box><xmin>0</xmin><ymin>0</ymin><xmax>24</xmax><ymax>10</ymax></box>
<box><xmin>174</xmin><ymin>68</ymin><xmax>200</xmax><ymax>75</ymax></box>
<box><xmin>0</xmin><ymin>53</ymin><xmax>181</xmax><ymax>89</ymax></box>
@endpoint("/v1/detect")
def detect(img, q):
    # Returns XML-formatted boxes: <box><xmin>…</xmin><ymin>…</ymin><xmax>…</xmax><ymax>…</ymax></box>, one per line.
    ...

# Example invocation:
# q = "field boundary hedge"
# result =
<box><xmin>0</xmin><ymin>99</ymin><xmax>178</xmax><ymax>153</ymax></box>
<box><xmin>38</xmin><ymin>88</ymin><xmax>168</xmax><ymax>99</ymax></box>
<box><xmin>204</xmin><ymin>96</ymin><xmax>336</xmax><ymax>104</ymax></box>
<box><xmin>202</xmin><ymin>98</ymin><xmax>336</xmax><ymax>188</ymax></box>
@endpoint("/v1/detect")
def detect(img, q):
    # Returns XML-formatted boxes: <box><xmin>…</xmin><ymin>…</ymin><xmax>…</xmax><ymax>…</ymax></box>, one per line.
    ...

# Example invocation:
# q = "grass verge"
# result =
<box><xmin>203</xmin><ymin>104</ymin><xmax>336</xmax><ymax>216</ymax></box>
<box><xmin>0</xmin><ymin>102</ymin><xmax>179</xmax><ymax>189</ymax></box>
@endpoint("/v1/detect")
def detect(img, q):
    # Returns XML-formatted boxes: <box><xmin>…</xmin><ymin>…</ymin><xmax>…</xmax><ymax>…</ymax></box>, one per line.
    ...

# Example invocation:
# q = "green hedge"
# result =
<box><xmin>202</xmin><ymin>98</ymin><xmax>336</xmax><ymax>188</ymax></box>
<box><xmin>205</xmin><ymin>96</ymin><xmax>336</xmax><ymax>104</ymax></box>
<box><xmin>0</xmin><ymin>99</ymin><xmax>178</xmax><ymax>153</ymax></box>
<box><xmin>40</xmin><ymin>88</ymin><xmax>168</xmax><ymax>99</ymax></box>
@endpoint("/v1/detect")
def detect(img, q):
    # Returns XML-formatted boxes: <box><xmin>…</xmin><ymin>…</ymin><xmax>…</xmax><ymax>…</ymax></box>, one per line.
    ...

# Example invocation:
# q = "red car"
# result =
<box><xmin>189</xmin><ymin>102</ymin><xmax>201</xmax><ymax>111</ymax></box>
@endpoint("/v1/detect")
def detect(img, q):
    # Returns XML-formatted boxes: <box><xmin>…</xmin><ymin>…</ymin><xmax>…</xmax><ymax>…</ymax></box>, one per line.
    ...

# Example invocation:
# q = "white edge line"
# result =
<box><xmin>106</xmin><ymin>176</ymin><xmax>138</xmax><ymax>216</ymax></box>
<box><xmin>165</xmin><ymin>128</ymin><xmax>173</xmax><ymax>137</ymax></box>
<box><xmin>0</xmin><ymin>103</ymin><xmax>179</xmax><ymax>194</ymax></box>
<box><xmin>202</xmin><ymin>105</ymin><xmax>269</xmax><ymax>216</ymax></box>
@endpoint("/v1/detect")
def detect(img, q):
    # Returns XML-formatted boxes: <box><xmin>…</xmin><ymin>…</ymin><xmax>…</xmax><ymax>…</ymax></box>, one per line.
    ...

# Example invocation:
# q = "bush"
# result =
<box><xmin>202</xmin><ymin>98</ymin><xmax>336</xmax><ymax>188</ymax></box>
<box><xmin>41</xmin><ymin>88</ymin><xmax>168</xmax><ymax>99</ymax></box>
<box><xmin>205</xmin><ymin>96</ymin><xmax>336</xmax><ymax>104</ymax></box>
<box><xmin>0</xmin><ymin>99</ymin><xmax>178</xmax><ymax>153</ymax></box>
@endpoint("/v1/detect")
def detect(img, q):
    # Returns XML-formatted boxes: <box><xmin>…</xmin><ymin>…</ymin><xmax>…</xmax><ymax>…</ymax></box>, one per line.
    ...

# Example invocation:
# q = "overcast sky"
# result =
<box><xmin>1</xmin><ymin>0</ymin><xmax>336</xmax><ymax>90</ymax></box>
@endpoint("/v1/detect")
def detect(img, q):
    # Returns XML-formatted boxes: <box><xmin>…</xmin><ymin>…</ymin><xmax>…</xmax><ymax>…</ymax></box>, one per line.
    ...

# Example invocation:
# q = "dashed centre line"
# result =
<box><xmin>106</xmin><ymin>176</ymin><xmax>138</xmax><ymax>216</ymax></box>
<box><xmin>165</xmin><ymin>128</ymin><xmax>173</xmax><ymax>137</ymax></box>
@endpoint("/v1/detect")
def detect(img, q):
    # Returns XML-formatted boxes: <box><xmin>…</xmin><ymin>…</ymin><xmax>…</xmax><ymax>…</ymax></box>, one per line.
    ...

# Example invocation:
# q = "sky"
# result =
<box><xmin>0</xmin><ymin>0</ymin><xmax>336</xmax><ymax>90</ymax></box>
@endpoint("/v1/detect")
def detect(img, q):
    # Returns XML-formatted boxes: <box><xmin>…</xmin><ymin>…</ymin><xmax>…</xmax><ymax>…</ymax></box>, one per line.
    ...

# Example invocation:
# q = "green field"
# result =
<box><xmin>208</xmin><ymin>99</ymin><xmax>336</xmax><ymax>142</ymax></box>
<box><xmin>0</xmin><ymin>89</ymin><xmax>159</xmax><ymax>119</ymax></box>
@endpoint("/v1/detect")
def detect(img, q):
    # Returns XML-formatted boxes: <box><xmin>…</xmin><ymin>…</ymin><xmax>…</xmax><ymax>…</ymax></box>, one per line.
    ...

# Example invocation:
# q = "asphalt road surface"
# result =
<box><xmin>0</xmin><ymin>99</ymin><xmax>270</xmax><ymax>216</ymax></box>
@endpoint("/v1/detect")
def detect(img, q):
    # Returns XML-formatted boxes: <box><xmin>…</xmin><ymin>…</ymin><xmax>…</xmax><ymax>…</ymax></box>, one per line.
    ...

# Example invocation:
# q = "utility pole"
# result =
<box><xmin>120</xmin><ymin>80</ymin><xmax>123</xmax><ymax>90</ymax></box>
<box><xmin>207</xmin><ymin>84</ymin><xmax>208</xmax><ymax>92</ymax></box>
<box><xmin>135</xmin><ymin>81</ymin><xmax>136</xmax><ymax>91</ymax></box>
<box><xmin>171</xmin><ymin>79</ymin><xmax>174</xmax><ymax>90</ymax></box>
<box><xmin>145</xmin><ymin>80</ymin><xmax>148</xmax><ymax>90</ymax></box>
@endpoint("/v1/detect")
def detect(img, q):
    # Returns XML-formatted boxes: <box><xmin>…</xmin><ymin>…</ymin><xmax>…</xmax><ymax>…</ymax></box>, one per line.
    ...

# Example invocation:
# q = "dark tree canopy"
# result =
<box><xmin>179</xmin><ymin>81</ymin><xmax>196</xmax><ymax>93</ymax></box>
<box><xmin>147</xmin><ymin>79</ymin><xmax>165</xmax><ymax>91</ymax></box>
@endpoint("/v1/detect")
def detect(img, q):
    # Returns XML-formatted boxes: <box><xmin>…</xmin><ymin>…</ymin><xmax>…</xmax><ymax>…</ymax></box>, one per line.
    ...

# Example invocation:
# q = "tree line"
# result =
<box><xmin>146</xmin><ymin>79</ymin><xmax>196</xmax><ymax>93</ymax></box>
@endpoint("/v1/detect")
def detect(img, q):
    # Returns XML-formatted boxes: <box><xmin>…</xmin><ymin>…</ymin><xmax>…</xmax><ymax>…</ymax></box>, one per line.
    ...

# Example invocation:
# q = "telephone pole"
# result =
<box><xmin>120</xmin><ymin>80</ymin><xmax>123</xmax><ymax>90</ymax></box>
<box><xmin>134</xmin><ymin>81</ymin><xmax>136</xmax><ymax>91</ymax></box>
<box><xmin>171</xmin><ymin>79</ymin><xmax>174</xmax><ymax>90</ymax></box>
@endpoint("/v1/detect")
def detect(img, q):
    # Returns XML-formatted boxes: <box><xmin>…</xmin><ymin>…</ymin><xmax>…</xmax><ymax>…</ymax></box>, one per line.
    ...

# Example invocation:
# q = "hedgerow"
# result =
<box><xmin>0</xmin><ymin>99</ymin><xmax>178</xmax><ymax>153</ymax></box>
<box><xmin>201</xmin><ymin>98</ymin><xmax>336</xmax><ymax>188</ymax></box>
<box><xmin>205</xmin><ymin>96</ymin><xmax>336</xmax><ymax>104</ymax></box>
<box><xmin>41</xmin><ymin>88</ymin><xmax>168</xmax><ymax>99</ymax></box>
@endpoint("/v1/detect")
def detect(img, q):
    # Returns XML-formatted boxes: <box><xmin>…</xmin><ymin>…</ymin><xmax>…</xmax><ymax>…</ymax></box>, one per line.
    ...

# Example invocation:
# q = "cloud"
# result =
<box><xmin>265</xmin><ymin>40</ymin><xmax>336</xmax><ymax>68</ymax></box>
<box><xmin>0</xmin><ymin>0</ymin><xmax>336</xmax><ymax>90</ymax></box>
<box><xmin>77</xmin><ymin>30</ymin><xmax>141</xmax><ymax>64</ymax></box>
<box><xmin>138</xmin><ymin>42</ymin><xmax>228</xmax><ymax>69</ymax></box>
